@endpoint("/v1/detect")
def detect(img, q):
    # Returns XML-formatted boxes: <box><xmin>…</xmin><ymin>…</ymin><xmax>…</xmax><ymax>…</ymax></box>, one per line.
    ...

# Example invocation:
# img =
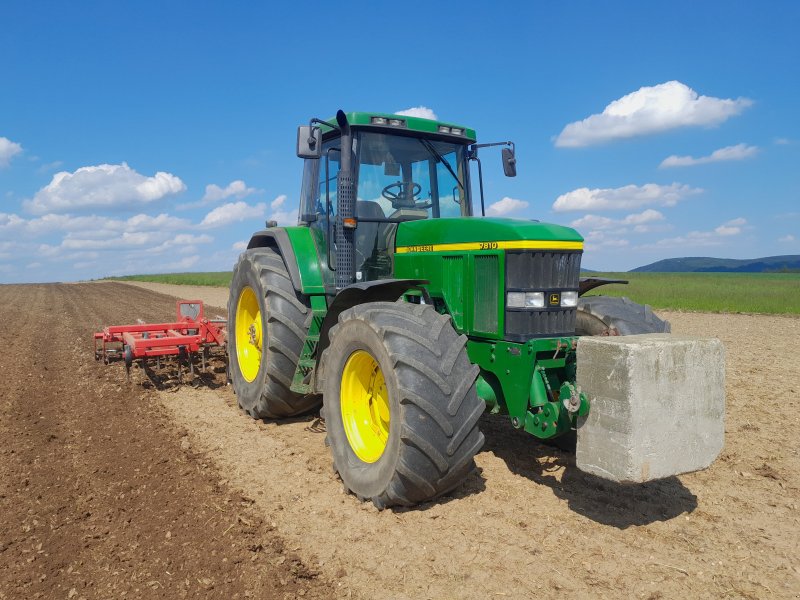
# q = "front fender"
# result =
<box><xmin>247</xmin><ymin>227</ymin><xmax>325</xmax><ymax>295</ymax></box>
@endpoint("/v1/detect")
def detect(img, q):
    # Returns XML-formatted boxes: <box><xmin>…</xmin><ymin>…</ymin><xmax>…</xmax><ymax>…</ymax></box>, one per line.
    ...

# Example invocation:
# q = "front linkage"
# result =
<box><xmin>469</xmin><ymin>336</ymin><xmax>590</xmax><ymax>440</ymax></box>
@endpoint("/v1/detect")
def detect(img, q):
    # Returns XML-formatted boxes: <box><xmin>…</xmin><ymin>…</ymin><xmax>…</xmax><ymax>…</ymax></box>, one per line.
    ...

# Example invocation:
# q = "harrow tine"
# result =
<box><xmin>123</xmin><ymin>344</ymin><xmax>133</xmax><ymax>382</ymax></box>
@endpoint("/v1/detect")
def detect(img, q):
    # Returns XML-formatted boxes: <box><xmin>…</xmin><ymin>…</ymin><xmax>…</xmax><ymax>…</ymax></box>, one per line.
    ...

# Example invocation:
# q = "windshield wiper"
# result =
<box><xmin>419</xmin><ymin>139</ymin><xmax>464</xmax><ymax>190</ymax></box>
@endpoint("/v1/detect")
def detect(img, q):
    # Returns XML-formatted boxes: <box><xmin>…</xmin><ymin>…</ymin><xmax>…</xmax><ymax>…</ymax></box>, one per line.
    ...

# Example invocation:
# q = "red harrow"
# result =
<box><xmin>94</xmin><ymin>300</ymin><xmax>227</xmax><ymax>381</ymax></box>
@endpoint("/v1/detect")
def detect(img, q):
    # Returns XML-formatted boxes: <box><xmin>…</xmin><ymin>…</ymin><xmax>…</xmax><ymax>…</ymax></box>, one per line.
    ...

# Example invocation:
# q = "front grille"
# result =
<box><xmin>506</xmin><ymin>251</ymin><xmax>581</xmax><ymax>289</ymax></box>
<box><xmin>505</xmin><ymin>250</ymin><xmax>582</xmax><ymax>340</ymax></box>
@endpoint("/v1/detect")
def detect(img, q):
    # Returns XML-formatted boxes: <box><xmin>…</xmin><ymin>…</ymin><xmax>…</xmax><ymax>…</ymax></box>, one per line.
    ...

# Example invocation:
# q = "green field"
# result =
<box><xmin>111</xmin><ymin>272</ymin><xmax>232</xmax><ymax>287</ymax></box>
<box><xmin>583</xmin><ymin>272</ymin><xmax>800</xmax><ymax>314</ymax></box>
<box><xmin>111</xmin><ymin>271</ymin><xmax>800</xmax><ymax>315</ymax></box>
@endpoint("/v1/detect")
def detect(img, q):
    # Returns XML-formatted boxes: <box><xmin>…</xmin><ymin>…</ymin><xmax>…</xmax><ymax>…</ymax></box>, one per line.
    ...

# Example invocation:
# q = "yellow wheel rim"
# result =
<box><xmin>235</xmin><ymin>286</ymin><xmax>262</xmax><ymax>383</ymax></box>
<box><xmin>340</xmin><ymin>350</ymin><xmax>390</xmax><ymax>463</ymax></box>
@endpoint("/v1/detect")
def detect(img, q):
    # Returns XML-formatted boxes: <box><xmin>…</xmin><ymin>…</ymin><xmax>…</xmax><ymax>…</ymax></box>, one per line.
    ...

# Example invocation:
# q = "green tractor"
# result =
<box><xmin>228</xmin><ymin>110</ymin><xmax>668</xmax><ymax>508</ymax></box>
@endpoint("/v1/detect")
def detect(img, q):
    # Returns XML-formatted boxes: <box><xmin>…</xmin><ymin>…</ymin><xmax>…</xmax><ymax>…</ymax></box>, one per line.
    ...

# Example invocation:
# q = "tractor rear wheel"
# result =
<box><xmin>576</xmin><ymin>295</ymin><xmax>671</xmax><ymax>336</ymax></box>
<box><xmin>227</xmin><ymin>247</ymin><xmax>320</xmax><ymax>419</ymax></box>
<box><xmin>322</xmin><ymin>302</ymin><xmax>485</xmax><ymax>508</ymax></box>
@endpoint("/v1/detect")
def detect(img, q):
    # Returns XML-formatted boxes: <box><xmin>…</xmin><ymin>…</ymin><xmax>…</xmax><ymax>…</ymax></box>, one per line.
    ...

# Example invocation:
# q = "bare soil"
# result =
<box><xmin>0</xmin><ymin>283</ymin><xmax>331</xmax><ymax>600</ymax></box>
<box><xmin>3</xmin><ymin>280</ymin><xmax>799</xmax><ymax>599</ymax></box>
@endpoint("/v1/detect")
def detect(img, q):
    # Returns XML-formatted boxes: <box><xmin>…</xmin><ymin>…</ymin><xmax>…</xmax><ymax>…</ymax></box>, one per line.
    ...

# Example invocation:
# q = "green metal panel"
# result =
<box><xmin>284</xmin><ymin>226</ymin><xmax>326</xmax><ymax>295</ymax></box>
<box><xmin>395</xmin><ymin>217</ymin><xmax>584</xmax><ymax>248</ymax></box>
<box><xmin>394</xmin><ymin>248</ymin><xmax>506</xmax><ymax>339</ymax></box>
<box><xmin>441</xmin><ymin>255</ymin><xmax>466</xmax><ymax>331</ymax></box>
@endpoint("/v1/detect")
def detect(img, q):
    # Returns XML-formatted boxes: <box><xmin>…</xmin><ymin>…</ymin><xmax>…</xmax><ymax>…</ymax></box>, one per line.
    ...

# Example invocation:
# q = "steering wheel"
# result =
<box><xmin>382</xmin><ymin>181</ymin><xmax>422</xmax><ymax>207</ymax></box>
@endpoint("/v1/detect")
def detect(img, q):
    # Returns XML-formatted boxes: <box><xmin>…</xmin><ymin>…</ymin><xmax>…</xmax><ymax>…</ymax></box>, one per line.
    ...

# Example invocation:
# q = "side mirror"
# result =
<box><xmin>502</xmin><ymin>147</ymin><xmax>517</xmax><ymax>177</ymax></box>
<box><xmin>297</xmin><ymin>126</ymin><xmax>322</xmax><ymax>159</ymax></box>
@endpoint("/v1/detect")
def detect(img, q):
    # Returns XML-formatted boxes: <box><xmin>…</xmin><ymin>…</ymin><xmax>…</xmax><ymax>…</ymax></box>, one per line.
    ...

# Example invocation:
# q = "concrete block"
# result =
<box><xmin>575</xmin><ymin>334</ymin><xmax>725</xmax><ymax>483</ymax></box>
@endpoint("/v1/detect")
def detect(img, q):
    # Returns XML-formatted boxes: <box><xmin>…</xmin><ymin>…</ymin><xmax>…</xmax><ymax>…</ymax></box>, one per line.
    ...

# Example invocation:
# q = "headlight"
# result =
<box><xmin>560</xmin><ymin>291</ymin><xmax>578</xmax><ymax>307</ymax></box>
<box><xmin>507</xmin><ymin>292</ymin><xmax>525</xmax><ymax>308</ymax></box>
<box><xmin>525</xmin><ymin>292</ymin><xmax>544</xmax><ymax>308</ymax></box>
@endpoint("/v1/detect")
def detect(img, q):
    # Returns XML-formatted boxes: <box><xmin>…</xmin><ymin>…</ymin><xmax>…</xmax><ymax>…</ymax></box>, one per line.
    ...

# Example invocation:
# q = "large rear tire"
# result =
<box><xmin>322</xmin><ymin>302</ymin><xmax>485</xmax><ymax>508</ymax></box>
<box><xmin>576</xmin><ymin>295</ymin><xmax>671</xmax><ymax>336</ymax></box>
<box><xmin>227</xmin><ymin>248</ymin><xmax>320</xmax><ymax>419</ymax></box>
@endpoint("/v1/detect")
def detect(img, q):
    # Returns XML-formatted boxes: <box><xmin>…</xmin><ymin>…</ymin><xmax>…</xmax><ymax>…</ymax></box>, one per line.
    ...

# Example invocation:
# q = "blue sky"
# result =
<box><xmin>1</xmin><ymin>1</ymin><xmax>798</xmax><ymax>282</ymax></box>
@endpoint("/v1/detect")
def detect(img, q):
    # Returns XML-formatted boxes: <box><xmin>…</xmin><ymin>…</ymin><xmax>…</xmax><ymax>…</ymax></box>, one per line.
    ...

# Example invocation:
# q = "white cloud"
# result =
<box><xmin>714</xmin><ymin>217</ymin><xmax>746</xmax><ymax>236</ymax></box>
<box><xmin>24</xmin><ymin>163</ymin><xmax>186</xmax><ymax>214</ymax></box>
<box><xmin>646</xmin><ymin>218</ymin><xmax>747</xmax><ymax>248</ymax></box>
<box><xmin>167</xmin><ymin>255</ymin><xmax>201</xmax><ymax>270</ymax></box>
<box><xmin>660</xmin><ymin>143</ymin><xmax>759</xmax><ymax>168</ymax></box>
<box><xmin>200</xmin><ymin>201</ymin><xmax>266</xmax><ymax>228</ymax></box>
<box><xmin>146</xmin><ymin>233</ymin><xmax>214</xmax><ymax>254</ymax></box>
<box><xmin>570</xmin><ymin>209</ymin><xmax>665</xmax><ymax>231</ymax></box>
<box><xmin>269</xmin><ymin>210</ymin><xmax>296</xmax><ymax>226</ymax></box>
<box><xmin>0</xmin><ymin>211</ymin><xmax>189</xmax><ymax>236</ymax></box>
<box><xmin>270</xmin><ymin>194</ymin><xmax>287</xmax><ymax>210</ymax></box>
<box><xmin>774</xmin><ymin>138</ymin><xmax>791</xmax><ymax>145</ymax></box>
<box><xmin>265</xmin><ymin>194</ymin><xmax>296</xmax><ymax>225</ymax></box>
<box><xmin>395</xmin><ymin>106</ymin><xmax>438</xmax><ymax>121</ymax></box>
<box><xmin>778</xmin><ymin>234</ymin><xmax>795</xmax><ymax>243</ymax></box>
<box><xmin>582</xmin><ymin>230</ymin><xmax>631</xmax><ymax>249</ymax></box>
<box><xmin>37</xmin><ymin>160</ymin><xmax>64</xmax><ymax>174</ymax></box>
<box><xmin>0</xmin><ymin>137</ymin><xmax>23</xmax><ymax>167</ymax></box>
<box><xmin>553</xmin><ymin>183</ymin><xmax>701</xmax><ymax>212</ymax></box>
<box><xmin>486</xmin><ymin>197</ymin><xmax>529</xmax><ymax>216</ymax></box>
<box><xmin>232</xmin><ymin>240</ymin><xmax>248</xmax><ymax>251</ymax></box>
<box><xmin>555</xmin><ymin>81</ymin><xmax>753</xmax><ymax>147</ymax></box>
<box><xmin>61</xmin><ymin>231</ymin><xmax>168</xmax><ymax>250</ymax></box>
<box><xmin>201</xmin><ymin>179</ymin><xmax>258</xmax><ymax>203</ymax></box>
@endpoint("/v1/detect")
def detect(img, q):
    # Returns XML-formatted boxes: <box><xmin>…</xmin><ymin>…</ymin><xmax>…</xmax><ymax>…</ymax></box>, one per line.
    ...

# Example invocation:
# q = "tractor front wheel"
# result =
<box><xmin>322</xmin><ymin>302</ymin><xmax>485</xmax><ymax>508</ymax></box>
<box><xmin>227</xmin><ymin>247</ymin><xmax>320</xmax><ymax>419</ymax></box>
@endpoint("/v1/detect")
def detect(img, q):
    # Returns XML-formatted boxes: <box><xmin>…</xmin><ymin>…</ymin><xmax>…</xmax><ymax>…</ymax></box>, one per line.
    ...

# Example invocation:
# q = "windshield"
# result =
<box><xmin>355</xmin><ymin>131</ymin><xmax>470</xmax><ymax>221</ymax></box>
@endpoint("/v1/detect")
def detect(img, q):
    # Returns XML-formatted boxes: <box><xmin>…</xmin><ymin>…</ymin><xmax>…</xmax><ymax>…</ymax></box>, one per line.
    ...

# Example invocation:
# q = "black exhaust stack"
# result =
<box><xmin>334</xmin><ymin>110</ymin><xmax>356</xmax><ymax>290</ymax></box>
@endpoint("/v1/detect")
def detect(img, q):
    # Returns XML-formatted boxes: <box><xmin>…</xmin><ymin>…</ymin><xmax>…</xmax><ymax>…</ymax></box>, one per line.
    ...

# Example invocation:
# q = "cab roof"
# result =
<box><xmin>320</xmin><ymin>111</ymin><xmax>477</xmax><ymax>143</ymax></box>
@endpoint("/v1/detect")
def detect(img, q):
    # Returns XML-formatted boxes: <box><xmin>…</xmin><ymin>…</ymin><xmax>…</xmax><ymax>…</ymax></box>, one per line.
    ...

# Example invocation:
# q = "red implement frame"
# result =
<box><xmin>94</xmin><ymin>300</ymin><xmax>226</xmax><ymax>379</ymax></box>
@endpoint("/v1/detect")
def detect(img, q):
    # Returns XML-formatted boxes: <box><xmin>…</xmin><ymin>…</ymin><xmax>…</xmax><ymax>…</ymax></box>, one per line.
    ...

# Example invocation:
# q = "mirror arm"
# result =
<box><xmin>307</xmin><ymin>118</ymin><xmax>338</xmax><ymax>152</ymax></box>
<box><xmin>470</xmin><ymin>141</ymin><xmax>514</xmax><ymax>154</ymax></box>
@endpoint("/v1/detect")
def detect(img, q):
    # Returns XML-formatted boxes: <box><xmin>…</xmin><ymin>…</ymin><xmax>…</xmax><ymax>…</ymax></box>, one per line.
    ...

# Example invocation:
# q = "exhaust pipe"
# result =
<box><xmin>334</xmin><ymin>110</ymin><xmax>356</xmax><ymax>289</ymax></box>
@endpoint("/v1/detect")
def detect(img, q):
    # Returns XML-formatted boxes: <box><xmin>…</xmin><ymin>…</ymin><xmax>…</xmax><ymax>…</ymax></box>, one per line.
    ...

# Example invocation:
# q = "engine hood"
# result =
<box><xmin>395</xmin><ymin>217</ymin><xmax>583</xmax><ymax>252</ymax></box>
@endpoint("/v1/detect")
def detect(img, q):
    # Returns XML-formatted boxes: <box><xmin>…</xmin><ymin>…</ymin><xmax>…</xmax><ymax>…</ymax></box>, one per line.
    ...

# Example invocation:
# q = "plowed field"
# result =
<box><xmin>2</xmin><ymin>281</ymin><xmax>798</xmax><ymax>599</ymax></box>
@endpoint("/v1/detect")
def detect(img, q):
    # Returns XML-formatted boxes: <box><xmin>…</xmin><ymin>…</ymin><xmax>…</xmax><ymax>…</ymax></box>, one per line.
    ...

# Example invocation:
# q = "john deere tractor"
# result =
<box><xmin>228</xmin><ymin>110</ymin><xmax>668</xmax><ymax>508</ymax></box>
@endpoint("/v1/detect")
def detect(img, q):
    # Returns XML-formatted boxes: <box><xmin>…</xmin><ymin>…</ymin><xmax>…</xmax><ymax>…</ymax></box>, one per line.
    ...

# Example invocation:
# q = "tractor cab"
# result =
<box><xmin>296</xmin><ymin>112</ymin><xmax>512</xmax><ymax>286</ymax></box>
